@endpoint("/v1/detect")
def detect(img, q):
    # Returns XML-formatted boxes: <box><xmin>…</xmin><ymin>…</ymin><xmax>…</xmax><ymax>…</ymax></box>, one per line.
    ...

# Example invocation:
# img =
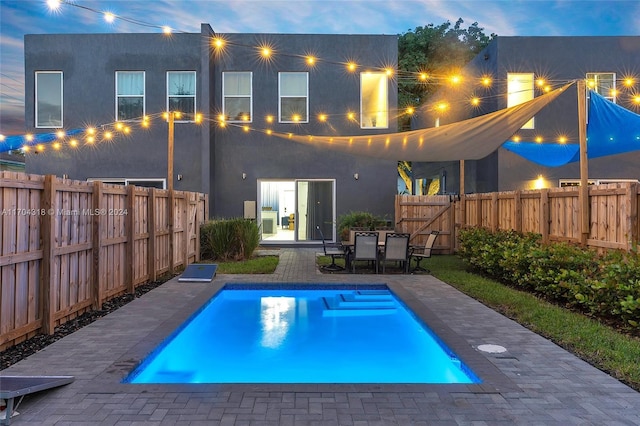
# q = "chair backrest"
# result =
<box><xmin>353</xmin><ymin>232</ymin><xmax>379</xmax><ymax>260</ymax></box>
<box><xmin>376</xmin><ymin>229</ymin><xmax>395</xmax><ymax>244</ymax></box>
<box><xmin>383</xmin><ymin>233</ymin><xmax>410</xmax><ymax>261</ymax></box>
<box><xmin>316</xmin><ymin>225</ymin><xmax>330</xmax><ymax>255</ymax></box>
<box><xmin>422</xmin><ymin>231</ymin><xmax>439</xmax><ymax>256</ymax></box>
<box><xmin>348</xmin><ymin>227</ymin><xmax>369</xmax><ymax>246</ymax></box>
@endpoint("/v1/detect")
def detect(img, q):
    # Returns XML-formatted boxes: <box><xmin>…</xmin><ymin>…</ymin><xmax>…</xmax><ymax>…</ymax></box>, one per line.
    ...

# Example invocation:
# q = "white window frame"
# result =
<box><xmin>278</xmin><ymin>72</ymin><xmax>309</xmax><ymax>123</ymax></box>
<box><xmin>115</xmin><ymin>71</ymin><xmax>145</xmax><ymax>121</ymax></box>
<box><xmin>35</xmin><ymin>71</ymin><xmax>63</xmax><ymax>128</ymax></box>
<box><xmin>223</xmin><ymin>71</ymin><xmax>253</xmax><ymax>123</ymax></box>
<box><xmin>360</xmin><ymin>72</ymin><xmax>389</xmax><ymax>129</ymax></box>
<box><xmin>586</xmin><ymin>72</ymin><xmax>616</xmax><ymax>102</ymax></box>
<box><xmin>507</xmin><ymin>73</ymin><xmax>535</xmax><ymax>129</ymax></box>
<box><xmin>166</xmin><ymin>71</ymin><xmax>196</xmax><ymax>122</ymax></box>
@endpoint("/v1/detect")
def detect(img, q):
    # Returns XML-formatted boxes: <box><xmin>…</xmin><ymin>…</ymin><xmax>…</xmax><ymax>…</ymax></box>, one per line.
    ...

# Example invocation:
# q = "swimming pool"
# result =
<box><xmin>124</xmin><ymin>285</ymin><xmax>480</xmax><ymax>384</ymax></box>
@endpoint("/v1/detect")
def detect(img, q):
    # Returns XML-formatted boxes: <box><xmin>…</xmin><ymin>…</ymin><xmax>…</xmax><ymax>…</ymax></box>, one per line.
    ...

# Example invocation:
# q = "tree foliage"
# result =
<box><xmin>398</xmin><ymin>18</ymin><xmax>496</xmax><ymax>109</ymax></box>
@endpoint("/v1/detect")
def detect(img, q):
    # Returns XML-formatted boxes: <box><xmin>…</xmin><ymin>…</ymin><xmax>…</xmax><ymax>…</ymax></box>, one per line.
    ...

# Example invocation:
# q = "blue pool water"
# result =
<box><xmin>125</xmin><ymin>286</ymin><xmax>480</xmax><ymax>384</ymax></box>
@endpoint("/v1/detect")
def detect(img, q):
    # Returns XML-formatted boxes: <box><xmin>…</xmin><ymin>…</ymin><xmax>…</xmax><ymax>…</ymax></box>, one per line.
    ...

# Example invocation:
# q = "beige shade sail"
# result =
<box><xmin>270</xmin><ymin>81</ymin><xmax>575</xmax><ymax>161</ymax></box>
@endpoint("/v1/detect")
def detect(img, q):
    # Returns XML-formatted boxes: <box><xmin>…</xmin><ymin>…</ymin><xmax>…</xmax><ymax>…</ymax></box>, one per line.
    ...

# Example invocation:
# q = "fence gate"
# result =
<box><xmin>394</xmin><ymin>195</ymin><xmax>455</xmax><ymax>254</ymax></box>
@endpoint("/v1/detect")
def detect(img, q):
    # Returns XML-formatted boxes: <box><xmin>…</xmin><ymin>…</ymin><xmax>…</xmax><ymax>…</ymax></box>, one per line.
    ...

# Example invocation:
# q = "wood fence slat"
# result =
<box><xmin>0</xmin><ymin>172</ymin><xmax>205</xmax><ymax>349</ymax></box>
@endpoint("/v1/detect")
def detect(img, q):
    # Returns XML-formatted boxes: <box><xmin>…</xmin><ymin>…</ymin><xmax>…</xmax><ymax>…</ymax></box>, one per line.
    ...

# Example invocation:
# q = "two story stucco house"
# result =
<box><xmin>24</xmin><ymin>24</ymin><xmax>399</xmax><ymax>244</ymax></box>
<box><xmin>413</xmin><ymin>36</ymin><xmax>640</xmax><ymax>194</ymax></box>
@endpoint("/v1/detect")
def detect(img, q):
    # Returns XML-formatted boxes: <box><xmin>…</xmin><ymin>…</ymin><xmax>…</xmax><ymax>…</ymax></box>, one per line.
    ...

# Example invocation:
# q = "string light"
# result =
<box><xmin>1</xmin><ymin>1</ymin><xmax>632</xmax><ymax>157</ymax></box>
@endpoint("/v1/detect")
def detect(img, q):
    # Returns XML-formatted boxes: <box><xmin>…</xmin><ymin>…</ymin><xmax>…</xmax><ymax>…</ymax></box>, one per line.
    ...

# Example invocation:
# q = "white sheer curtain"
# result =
<box><xmin>117</xmin><ymin>72</ymin><xmax>144</xmax><ymax>95</ymax></box>
<box><xmin>168</xmin><ymin>72</ymin><xmax>195</xmax><ymax>95</ymax></box>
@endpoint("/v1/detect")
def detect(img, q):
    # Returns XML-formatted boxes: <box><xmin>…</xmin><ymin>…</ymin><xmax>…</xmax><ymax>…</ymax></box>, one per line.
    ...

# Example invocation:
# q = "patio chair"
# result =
<box><xmin>380</xmin><ymin>233</ymin><xmax>411</xmax><ymax>274</ymax></box>
<box><xmin>409</xmin><ymin>230</ymin><xmax>439</xmax><ymax>273</ymax></box>
<box><xmin>351</xmin><ymin>231</ymin><xmax>379</xmax><ymax>274</ymax></box>
<box><xmin>316</xmin><ymin>225</ymin><xmax>345</xmax><ymax>271</ymax></box>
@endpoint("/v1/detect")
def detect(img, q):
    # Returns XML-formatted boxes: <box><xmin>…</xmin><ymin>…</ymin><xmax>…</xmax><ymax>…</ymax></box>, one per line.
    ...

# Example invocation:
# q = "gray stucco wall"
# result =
<box><xmin>23</xmin><ymin>29</ymin><xmax>400</xmax><ymax>226</ymax></box>
<box><xmin>24</xmin><ymin>31</ymin><xmax>207</xmax><ymax>193</ymax></box>
<box><xmin>210</xmin><ymin>33</ymin><xmax>399</xmax><ymax>220</ymax></box>
<box><xmin>414</xmin><ymin>36</ymin><xmax>640</xmax><ymax>192</ymax></box>
<box><xmin>493</xmin><ymin>36</ymin><xmax>640</xmax><ymax>190</ymax></box>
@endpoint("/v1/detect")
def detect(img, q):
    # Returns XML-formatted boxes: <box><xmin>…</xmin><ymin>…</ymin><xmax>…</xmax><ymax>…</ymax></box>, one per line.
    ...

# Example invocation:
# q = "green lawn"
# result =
<box><xmin>211</xmin><ymin>255</ymin><xmax>279</xmax><ymax>274</ymax></box>
<box><xmin>427</xmin><ymin>255</ymin><xmax>640</xmax><ymax>392</ymax></box>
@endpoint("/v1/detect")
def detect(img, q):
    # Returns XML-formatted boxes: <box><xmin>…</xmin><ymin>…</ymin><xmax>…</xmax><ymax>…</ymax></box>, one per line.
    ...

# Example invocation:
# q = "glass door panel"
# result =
<box><xmin>296</xmin><ymin>180</ymin><xmax>335</xmax><ymax>241</ymax></box>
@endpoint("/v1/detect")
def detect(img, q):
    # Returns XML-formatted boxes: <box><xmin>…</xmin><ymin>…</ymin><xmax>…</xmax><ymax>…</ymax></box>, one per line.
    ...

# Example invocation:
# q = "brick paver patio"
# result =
<box><xmin>2</xmin><ymin>248</ymin><xmax>639</xmax><ymax>425</ymax></box>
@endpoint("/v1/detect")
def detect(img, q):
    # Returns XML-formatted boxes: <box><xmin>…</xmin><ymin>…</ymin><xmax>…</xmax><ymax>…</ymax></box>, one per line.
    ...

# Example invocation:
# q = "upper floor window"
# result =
<box><xmin>116</xmin><ymin>71</ymin><xmax>145</xmax><ymax>121</ymax></box>
<box><xmin>587</xmin><ymin>72</ymin><xmax>616</xmax><ymax>102</ymax></box>
<box><xmin>223</xmin><ymin>72</ymin><xmax>252</xmax><ymax>122</ymax></box>
<box><xmin>167</xmin><ymin>71</ymin><xmax>196</xmax><ymax>121</ymax></box>
<box><xmin>35</xmin><ymin>71</ymin><xmax>63</xmax><ymax>128</ymax></box>
<box><xmin>507</xmin><ymin>73</ymin><xmax>534</xmax><ymax>129</ymax></box>
<box><xmin>279</xmin><ymin>72</ymin><xmax>308</xmax><ymax>123</ymax></box>
<box><xmin>361</xmin><ymin>72</ymin><xmax>388</xmax><ymax>129</ymax></box>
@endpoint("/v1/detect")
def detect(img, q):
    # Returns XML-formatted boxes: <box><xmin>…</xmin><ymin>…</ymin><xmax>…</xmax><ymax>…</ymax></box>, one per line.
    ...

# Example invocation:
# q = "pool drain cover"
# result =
<box><xmin>477</xmin><ymin>344</ymin><xmax>507</xmax><ymax>354</ymax></box>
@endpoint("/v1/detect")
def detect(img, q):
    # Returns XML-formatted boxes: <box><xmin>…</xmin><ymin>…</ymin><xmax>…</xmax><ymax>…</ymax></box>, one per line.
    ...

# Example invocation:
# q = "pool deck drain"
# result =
<box><xmin>2</xmin><ymin>247</ymin><xmax>639</xmax><ymax>425</ymax></box>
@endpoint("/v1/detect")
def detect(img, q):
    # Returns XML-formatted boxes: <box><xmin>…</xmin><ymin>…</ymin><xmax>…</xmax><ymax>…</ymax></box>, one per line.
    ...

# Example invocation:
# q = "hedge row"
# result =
<box><xmin>457</xmin><ymin>227</ymin><xmax>640</xmax><ymax>332</ymax></box>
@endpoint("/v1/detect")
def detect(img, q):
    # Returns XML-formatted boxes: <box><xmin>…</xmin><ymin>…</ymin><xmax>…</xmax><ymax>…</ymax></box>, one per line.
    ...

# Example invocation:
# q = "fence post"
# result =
<box><xmin>627</xmin><ymin>182</ymin><xmax>639</xmax><ymax>250</ymax></box>
<box><xmin>195</xmin><ymin>193</ymin><xmax>202</xmax><ymax>262</ymax></box>
<box><xmin>40</xmin><ymin>175</ymin><xmax>56</xmax><ymax>334</ymax></box>
<box><xmin>540</xmin><ymin>188</ymin><xmax>550</xmax><ymax>244</ymax></box>
<box><xmin>125</xmin><ymin>185</ymin><xmax>135</xmax><ymax>293</ymax></box>
<box><xmin>168</xmin><ymin>189</ymin><xmax>175</xmax><ymax>274</ymax></box>
<box><xmin>92</xmin><ymin>180</ymin><xmax>103</xmax><ymax>309</ymax></box>
<box><xmin>491</xmin><ymin>192</ymin><xmax>499</xmax><ymax>232</ymax></box>
<box><xmin>148</xmin><ymin>188</ymin><xmax>157</xmax><ymax>282</ymax></box>
<box><xmin>514</xmin><ymin>190</ymin><xmax>522</xmax><ymax>233</ymax></box>
<box><xmin>182</xmin><ymin>193</ymin><xmax>189</xmax><ymax>267</ymax></box>
<box><xmin>476</xmin><ymin>195</ymin><xmax>483</xmax><ymax>227</ymax></box>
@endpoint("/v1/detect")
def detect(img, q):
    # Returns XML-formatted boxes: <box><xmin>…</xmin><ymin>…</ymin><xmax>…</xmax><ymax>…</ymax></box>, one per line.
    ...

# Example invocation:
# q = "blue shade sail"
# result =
<box><xmin>1</xmin><ymin>129</ymin><xmax>83</xmax><ymax>152</ymax></box>
<box><xmin>503</xmin><ymin>90</ymin><xmax>640</xmax><ymax>166</ymax></box>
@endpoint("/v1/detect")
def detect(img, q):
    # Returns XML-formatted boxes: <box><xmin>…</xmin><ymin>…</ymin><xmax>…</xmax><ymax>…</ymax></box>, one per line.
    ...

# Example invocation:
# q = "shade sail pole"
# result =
<box><xmin>577</xmin><ymin>80</ymin><xmax>589</xmax><ymax>245</ymax></box>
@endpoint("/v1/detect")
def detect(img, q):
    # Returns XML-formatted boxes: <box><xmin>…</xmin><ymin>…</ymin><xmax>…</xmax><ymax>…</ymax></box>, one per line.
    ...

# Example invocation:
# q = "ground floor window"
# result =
<box><xmin>87</xmin><ymin>178</ymin><xmax>166</xmax><ymax>189</ymax></box>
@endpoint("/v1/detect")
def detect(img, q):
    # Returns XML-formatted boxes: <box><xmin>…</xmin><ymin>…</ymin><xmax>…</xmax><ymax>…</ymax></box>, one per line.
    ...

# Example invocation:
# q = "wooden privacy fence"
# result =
<box><xmin>395</xmin><ymin>182</ymin><xmax>640</xmax><ymax>254</ymax></box>
<box><xmin>0</xmin><ymin>172</ymin><xmax>208</xmax><ymax>350</ymax></box>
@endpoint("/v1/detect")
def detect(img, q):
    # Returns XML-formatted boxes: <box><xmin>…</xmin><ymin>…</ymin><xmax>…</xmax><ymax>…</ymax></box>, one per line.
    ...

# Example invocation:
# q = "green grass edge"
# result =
<box><xmin>428</xmin><ymin>255</ymin><xmax>640</xmax><ymax>392</ymax></box>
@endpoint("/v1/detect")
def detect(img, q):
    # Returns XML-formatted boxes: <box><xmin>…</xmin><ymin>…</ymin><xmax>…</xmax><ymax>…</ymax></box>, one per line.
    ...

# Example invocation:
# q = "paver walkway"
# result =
<box><xmin>2</xmin><ymin>248</ymin><xmax>639</xmax><ymax>425</ymax></box>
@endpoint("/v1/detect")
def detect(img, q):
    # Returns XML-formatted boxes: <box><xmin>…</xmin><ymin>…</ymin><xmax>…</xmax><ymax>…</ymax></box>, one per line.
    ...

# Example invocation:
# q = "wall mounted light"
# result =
<box><xmin>353</xmin><ymin>173</ymin><xmax>359</xmax><ymax>180</ymax></box>
<box><xmin>177</xmin><ymin>174</ymin><xmax>183</xmax><ymax>181</ymax></box>
<box><xmin>242</xmin><ymin>172</ymin><xmax>247</xmax><ymax>180</ymax></box>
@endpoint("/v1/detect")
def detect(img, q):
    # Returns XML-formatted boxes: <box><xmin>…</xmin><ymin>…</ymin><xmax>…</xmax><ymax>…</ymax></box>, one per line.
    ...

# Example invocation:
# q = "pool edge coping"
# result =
<box><xmin>86</xmin><ymin>281</ymin><xmax>519</xmax><ymax>395</ymax></box>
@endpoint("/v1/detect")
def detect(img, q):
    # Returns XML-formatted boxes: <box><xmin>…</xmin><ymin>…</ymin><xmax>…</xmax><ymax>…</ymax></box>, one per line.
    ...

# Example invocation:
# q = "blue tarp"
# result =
<box><xmin>1</xmin><ymin>129</ymin><xmax>84</xmax><ymax>152</ymax></box>
<box><xmin>503</xmin><ymin>90</ymin><xmax>640</xmax><ymax>166</ymax></box>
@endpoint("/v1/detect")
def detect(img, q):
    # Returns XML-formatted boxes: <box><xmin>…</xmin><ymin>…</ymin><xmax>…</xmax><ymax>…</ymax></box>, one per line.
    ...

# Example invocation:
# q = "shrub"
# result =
<box><xmin>200</xmin><ymin>218</ymin><xmax>260</xmax><ymax>261</ymax></box>
<box><xmin>457</xmin><ymin>227</ymin><xmax>640</xmax><ymax>333</ymax></box>
<box><xmin>336</xmin><ymin>211</ymin><xmax>388</xmax><ymax>241</ymax></box>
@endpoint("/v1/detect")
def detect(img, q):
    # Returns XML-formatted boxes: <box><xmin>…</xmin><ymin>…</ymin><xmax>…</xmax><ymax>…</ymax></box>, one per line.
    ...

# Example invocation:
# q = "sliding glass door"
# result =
<box><xmin>258</xmin><ymin>179</ymin><xmax>335</xmax><ymax>243</ymax></box>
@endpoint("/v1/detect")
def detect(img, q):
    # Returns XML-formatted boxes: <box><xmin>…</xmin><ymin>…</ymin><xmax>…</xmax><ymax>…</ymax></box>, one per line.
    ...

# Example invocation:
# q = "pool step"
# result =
<box><xmin>322</xmin><ymin>291</ymin><xmax>397</xmax><ymax>317</ymax></box>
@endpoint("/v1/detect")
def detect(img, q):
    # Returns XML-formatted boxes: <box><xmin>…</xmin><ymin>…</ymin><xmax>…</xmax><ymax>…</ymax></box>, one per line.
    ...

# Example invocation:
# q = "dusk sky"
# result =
<box><xmin>1</xmin><ymin>0</ymin><xmax>639</xmax><ymax>136</ymax></box>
